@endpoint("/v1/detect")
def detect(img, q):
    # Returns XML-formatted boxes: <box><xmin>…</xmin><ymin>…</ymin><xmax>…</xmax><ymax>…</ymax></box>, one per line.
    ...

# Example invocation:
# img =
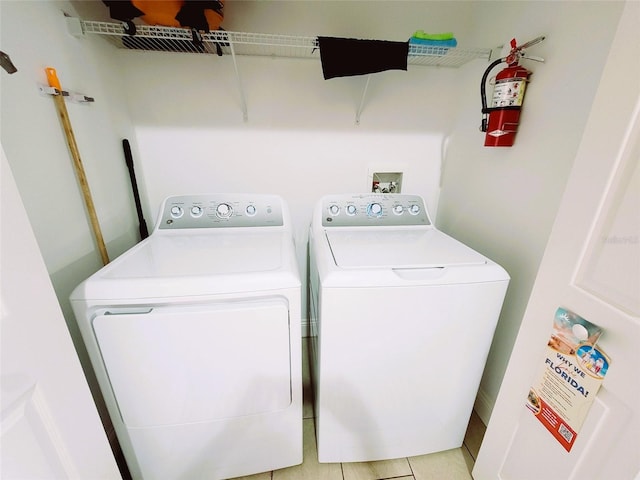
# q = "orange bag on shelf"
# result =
<box><xmin>127</xmin><ymin>1</ymin><xmax>224</xmax><ymax>31</ymax></box>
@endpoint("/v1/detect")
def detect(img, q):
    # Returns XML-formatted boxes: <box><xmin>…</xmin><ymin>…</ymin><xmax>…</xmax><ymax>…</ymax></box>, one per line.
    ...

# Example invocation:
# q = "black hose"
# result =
<box><xmin>480</xmin><ymin>57</ymin><xmax>506</xmax><ymax>132</ymax></box>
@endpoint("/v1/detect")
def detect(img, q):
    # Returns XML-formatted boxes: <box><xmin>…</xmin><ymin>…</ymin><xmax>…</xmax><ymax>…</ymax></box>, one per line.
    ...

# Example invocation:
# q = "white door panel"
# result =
<box><xmin>93</xmin><ymin>300</ymin><xmax>291</xmax><ymax>427</ymax></box>
<box><xmin>575</xmin><ymin>137</ymin><xmax>639</xmax><ymax>315</ymax></box>
<box><xmin>500</xmin><ymin>386</ymin><xmax>633</xmax><ymax>479</ymax></box>
<box><xmin>2</xmin><ymin>383</ymin><xmax>74</xmax><ymax>479</ymax></box>
<box><xmin>1</xmin><ymin>147</ymin><xmax>120</xmax><ymax>479</ymax></box>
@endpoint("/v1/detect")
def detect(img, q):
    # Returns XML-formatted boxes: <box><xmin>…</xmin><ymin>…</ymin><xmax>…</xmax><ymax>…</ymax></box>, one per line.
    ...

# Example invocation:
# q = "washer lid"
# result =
<box><xmin>325</xmin><ymin>228</ymin><xmax>488</xmax><ymax>268</ymax></box>
<box><xmin>103</xmin><ymin>231</ymin><xmax>284</xmax><ymax>279</ymax></box>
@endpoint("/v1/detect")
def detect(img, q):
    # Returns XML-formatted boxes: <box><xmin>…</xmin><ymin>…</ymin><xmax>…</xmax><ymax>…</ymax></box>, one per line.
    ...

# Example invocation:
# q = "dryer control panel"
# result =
<box><xmin>158</xmin><ymin>194</ymin><xmax>284</xmax><ymax>229</ymax></box>
<box><xmin>321</xmin><ymin>194</ymin><xmax>431</xmax><ymax>227</ymax></box>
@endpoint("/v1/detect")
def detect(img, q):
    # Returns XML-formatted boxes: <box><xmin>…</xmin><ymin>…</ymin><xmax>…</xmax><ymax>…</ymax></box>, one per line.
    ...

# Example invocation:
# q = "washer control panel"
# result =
<box><xmin>321</xmin><ymin>194</ymin><xmax>431</xmax><ymax>227</ymax></box>
<box><xmin>158</xmin><ymin>194</ymin><xmax>284</xmax><ymax>229</ymax></box>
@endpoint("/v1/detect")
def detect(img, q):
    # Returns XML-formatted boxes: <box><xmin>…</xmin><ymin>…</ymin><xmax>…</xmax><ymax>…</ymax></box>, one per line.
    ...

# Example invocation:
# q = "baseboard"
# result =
<box><xmin>474</xmin><ymin>387</ymin><xmax>495</xmax><ymax>427</ymax></box>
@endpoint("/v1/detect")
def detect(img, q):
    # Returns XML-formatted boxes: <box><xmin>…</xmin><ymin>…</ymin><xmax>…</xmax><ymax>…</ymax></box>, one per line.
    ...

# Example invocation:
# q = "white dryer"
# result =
<box><xmin>71</xmin><ymin>194</ymin><xmax>302</xmax><ymax>480</ymax></box>
<box><xmin>308</xmin><ymin>193</ymin><xmax>509</xmax><ymax>463</ymax></box>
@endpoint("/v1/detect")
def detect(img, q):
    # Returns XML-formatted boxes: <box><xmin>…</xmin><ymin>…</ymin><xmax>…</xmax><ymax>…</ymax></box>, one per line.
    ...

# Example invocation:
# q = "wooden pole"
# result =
<box><xmin>45</xmin><ymin>67</ymin><xmax>110</xmax><ymax>265</ymax></box>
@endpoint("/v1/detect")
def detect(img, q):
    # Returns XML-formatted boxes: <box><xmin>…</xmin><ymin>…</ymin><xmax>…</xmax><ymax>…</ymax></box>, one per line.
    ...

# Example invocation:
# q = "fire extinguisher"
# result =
<box><xmin>481</xmin><ymin>36</ymin><xmax>545</xmax><ymax>147</ymax></box>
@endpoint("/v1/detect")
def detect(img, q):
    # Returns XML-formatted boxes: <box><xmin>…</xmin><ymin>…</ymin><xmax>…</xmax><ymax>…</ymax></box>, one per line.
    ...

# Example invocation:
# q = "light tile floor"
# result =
<box><xmin>231</xmin><ymin>338</ymin><xmax>487</xmax><ymax>480</ymax></box>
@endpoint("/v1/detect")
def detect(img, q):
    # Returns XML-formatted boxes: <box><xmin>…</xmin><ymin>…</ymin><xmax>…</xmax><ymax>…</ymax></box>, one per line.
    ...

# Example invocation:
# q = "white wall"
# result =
<box><xmin>123</xmin><ymin>53</ymin><xmax>454</xmax><ymax>219</ymax></box>
<box><xmin>437</xmin><ymin>1</ymin><xmax>625</xmax><ymax>423</ymax></box>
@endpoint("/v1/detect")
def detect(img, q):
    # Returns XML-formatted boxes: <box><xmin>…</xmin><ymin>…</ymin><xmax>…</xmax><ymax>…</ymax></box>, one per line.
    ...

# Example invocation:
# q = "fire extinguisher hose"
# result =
<box><xmin>480</xmin><ymin>57</ymin><xmax>506</xmax><ymax>132</ymax></box>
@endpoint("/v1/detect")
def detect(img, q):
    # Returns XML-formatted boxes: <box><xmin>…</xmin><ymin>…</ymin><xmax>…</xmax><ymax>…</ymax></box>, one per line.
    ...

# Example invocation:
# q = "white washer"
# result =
<box><xmin>71</xmin><ymin>194</ymin><xmax>302</xmax><ymax>480</ymax></box>
<box><xmin>308</xmin><ymin>193</ymin><xmax>509</xmax><ymax>463</ymax></box>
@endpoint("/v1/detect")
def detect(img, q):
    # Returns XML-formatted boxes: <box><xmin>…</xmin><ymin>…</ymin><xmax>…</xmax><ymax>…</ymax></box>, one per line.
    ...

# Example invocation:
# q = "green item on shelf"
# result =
<box><xmin>412</xmin><ymin>31</ymin><xmax>455</xmax><ymax>41</ymax></box>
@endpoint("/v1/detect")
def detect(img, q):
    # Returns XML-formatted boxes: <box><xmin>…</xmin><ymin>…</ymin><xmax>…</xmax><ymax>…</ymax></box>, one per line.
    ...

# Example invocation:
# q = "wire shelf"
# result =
<box><xmin>79</xmin><ymin>20</ymin><xmax>490</xmax><ymax>67</ymax></box>
<box><xmin>76</xmin><ymin>20</ymin><xmax>492</xmax><ymax>122</ymax></box>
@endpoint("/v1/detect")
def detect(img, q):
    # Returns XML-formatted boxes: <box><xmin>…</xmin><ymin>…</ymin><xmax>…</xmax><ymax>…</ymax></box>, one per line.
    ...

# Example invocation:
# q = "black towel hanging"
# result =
<box><xmin>318</xmin><ymin>36</ymin><xmax>409</xmax><ymax>80</ymax></box>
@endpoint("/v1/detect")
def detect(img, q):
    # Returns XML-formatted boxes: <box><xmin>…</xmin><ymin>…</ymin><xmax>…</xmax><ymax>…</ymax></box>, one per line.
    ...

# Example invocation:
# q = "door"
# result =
<box><xmin>1</xmin><ymin>147</ymin><xmax>121</xmax><ymax>478</ymax></box>
<box><xmin>473</xmin><ymin>2</ymin><xmax>639</xmax><ymax>479</ymax></box>
<box><xmin>92</xmin><ymin>299</ymin><xmax>292</xmax><ymax>427</ymax></box>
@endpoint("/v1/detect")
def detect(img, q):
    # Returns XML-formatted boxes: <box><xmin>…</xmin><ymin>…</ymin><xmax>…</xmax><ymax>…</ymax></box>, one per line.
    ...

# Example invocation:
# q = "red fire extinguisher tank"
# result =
<box><xmin>484</xmin><ymin>63</ymin><xmax>532</xmax><ymax>147</ymax></box>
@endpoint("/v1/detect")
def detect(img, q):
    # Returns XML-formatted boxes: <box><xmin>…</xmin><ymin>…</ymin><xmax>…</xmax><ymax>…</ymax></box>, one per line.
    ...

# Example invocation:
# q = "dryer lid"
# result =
<box><xmin>325</xmin><ymin>228</ymin><xmax>488</xmax><ymax>268</ymax></box>
<box><xmin>103</xmin><ymin>231</ymin><xmax>285</xmax><ymax>279</ymax></box>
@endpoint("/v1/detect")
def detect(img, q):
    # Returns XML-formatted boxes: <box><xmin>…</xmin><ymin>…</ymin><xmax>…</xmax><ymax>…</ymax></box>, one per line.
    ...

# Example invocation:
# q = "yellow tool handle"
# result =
<box><xmin>45</xmin><ymin>66</ymin><xmax>62</xmax><ymax>90</ymax></box>
<box><xmin>46</xmin><ymin>67</ymin><xmax>110</xmax><ymax>265</ymax></box>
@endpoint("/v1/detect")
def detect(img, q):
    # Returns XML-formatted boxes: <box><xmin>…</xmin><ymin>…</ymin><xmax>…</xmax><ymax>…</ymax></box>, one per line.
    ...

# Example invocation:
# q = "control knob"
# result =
<box><xmin>408</xmin><ymin>204</ymin><xmax>421</xmax><ymax>215</ymax></box>
<box><xmin>170</xmin><ymin>206</ymin><xmax>183</xmax><ymax>218</ymax></box>
<box><xmin>346</xmin><ymin>204</ymin><xmax>357</xmax><ymax>216</ymax></box>
<box><xmin>190</xmin><ymin>205</ymin><xmax>203</xmax><ymax>218</ymax></box>
<box><xmin>328</xmin><ymin>204</ymin><xmax>340</xmax><ymax>216</ymax></box>
<box><xmin>216</xmin><ymin>203</ymin><xmax>233</xmax><ymax>218</ymax></box>
<box><xmin>367</xmin><ymin>202</ymin><xmax>383</xmax><ymax>217</ymax></box>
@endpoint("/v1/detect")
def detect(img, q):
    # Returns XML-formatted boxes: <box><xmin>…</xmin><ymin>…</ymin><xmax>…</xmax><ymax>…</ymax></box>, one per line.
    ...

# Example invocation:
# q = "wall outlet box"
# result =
<box><xmin>371</xmin><ymin>172</ymin><xmax>403</xmax><ymax>193</ymax></box>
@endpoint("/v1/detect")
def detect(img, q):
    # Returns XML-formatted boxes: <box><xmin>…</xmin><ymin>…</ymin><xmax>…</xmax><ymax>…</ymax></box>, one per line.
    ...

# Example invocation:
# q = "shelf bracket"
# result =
<box><xmin>38</xmin><ymin>84</ymin><xmax>94</xmax><ymax>103</ymax></box>
<box><xmin>227</xmin><ymin>36</ymin><xmax>248</xmax><ymax>122</ymax></box>
<box><xmin>355</xmin><ymin>75</ymin><xmax>372</xmax><ymax>126</ymax></box>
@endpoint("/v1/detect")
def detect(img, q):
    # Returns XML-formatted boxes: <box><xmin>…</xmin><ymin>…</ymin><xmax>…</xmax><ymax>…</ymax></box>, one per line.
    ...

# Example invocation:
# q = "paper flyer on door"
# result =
<box><xmin>526</xmin><ymin>307</ymin><xmax>610</xmax><ymax>452</ymax></box>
